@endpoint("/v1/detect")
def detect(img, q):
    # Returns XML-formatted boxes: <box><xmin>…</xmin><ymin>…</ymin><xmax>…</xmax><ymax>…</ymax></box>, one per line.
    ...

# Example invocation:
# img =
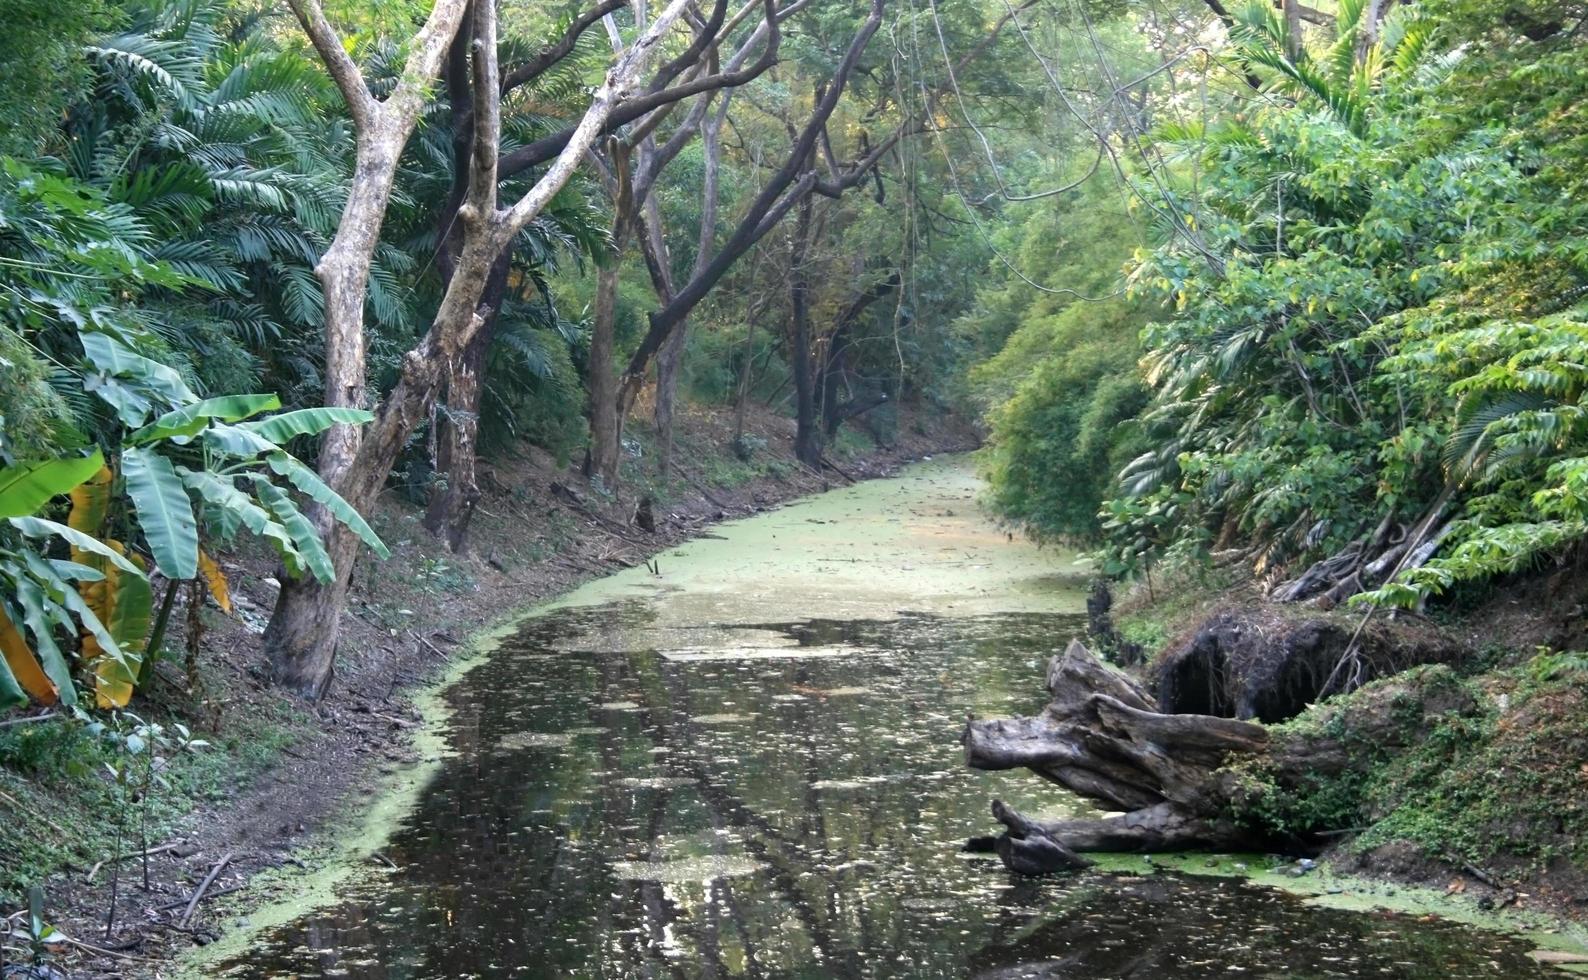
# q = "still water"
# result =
<box><xmin>216</xmin><ymin>461</ymin><xmax>1560</xmax><ymax>978</ymax></box>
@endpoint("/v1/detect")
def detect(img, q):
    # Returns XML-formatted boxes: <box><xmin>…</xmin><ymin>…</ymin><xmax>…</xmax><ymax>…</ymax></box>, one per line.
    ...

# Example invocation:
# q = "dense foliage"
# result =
<box><xmin>962</xmin><ymin>0</ymin><xmax>1588</xmax><ymax>611</ymax></box>
<box><xmin>0</xmin><ymin>0</ymin><xmax>1582</xmax><ymax>701</ymax></box>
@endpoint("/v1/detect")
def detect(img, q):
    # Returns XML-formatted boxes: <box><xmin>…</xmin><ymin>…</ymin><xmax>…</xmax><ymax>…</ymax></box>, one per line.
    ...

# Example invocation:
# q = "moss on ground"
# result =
<box><xmin>1356</xmin><ymin>652</ymin><xmax>1588</xmax><ymax>870</ymax></box>
<box><xmin>1218</xmin><ymin>654</ymin><xmax>1588</xmax><ymax>876</ymax></box>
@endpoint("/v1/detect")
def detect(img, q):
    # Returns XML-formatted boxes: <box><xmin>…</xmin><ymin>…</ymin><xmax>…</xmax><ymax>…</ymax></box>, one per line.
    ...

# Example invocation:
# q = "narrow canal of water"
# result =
<box><xmin>215</xmin><ymin>460</ymin><xmax>1561</xmax><ymax>978</ymax></box>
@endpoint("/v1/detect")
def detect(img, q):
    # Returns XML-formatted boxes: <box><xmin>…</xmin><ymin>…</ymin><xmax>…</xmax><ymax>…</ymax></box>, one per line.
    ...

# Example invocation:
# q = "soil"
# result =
<box><xmin>11</xmin><ymin>402</ymin><xmax>975</xmax><ymax>978</ymax></box>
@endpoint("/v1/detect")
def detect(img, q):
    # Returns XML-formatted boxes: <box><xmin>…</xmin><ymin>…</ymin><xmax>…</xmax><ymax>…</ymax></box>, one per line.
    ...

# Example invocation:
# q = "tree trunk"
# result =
<box><xmin>653</xmin><ymin>96</ymin><xmax>726</xmax><ymax>480</ymax></box>
<box><xmin>267</xmin><ymin>0</ymin><xmax>697</xmax><ymax>696</ymax></box>
<box><xmin>586</xmin><ymin>259</ymin><xmax>625</xmax><ymax>490</ymax></box>
<box><xmin>1283</xmin><ymin>0</ymin><xmax>1303</xmax><ymax>59</ymax></box>
<box><xmin>653</xmin><ymin>318</ymin><xmax>688</xmax><ymax>477</ymax></box>
<box><xmin>422</xmin><ymin>260</ymin><xmax>508</xmax><ymax>552</ymax></box>
<box><xmin>819</xmin><ymin>271</ymin><xmax>898</xmax><ymax>438</ymax></box>
<box><xmin>788</xmin><ymin>192</ymin><xmax>822</xmax><ymax>468</ymax></box>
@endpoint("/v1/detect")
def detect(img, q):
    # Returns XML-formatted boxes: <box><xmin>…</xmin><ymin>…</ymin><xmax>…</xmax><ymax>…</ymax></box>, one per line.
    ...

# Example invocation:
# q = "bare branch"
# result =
<box><xmin>617</xmin><ymin>0</ymin><xmax>887</xmax><ymax>393</ymax></box>
<box><xmin>390</xmin><ymin>0</ymin><xmax>475</xmax><ymax>118</ymax></box>
<box><xmin>501</xmin><ymin>0</ymin><xmax>630</xmax><ymax>95</ymax></box>
<box><xmin>499</xmin><ymin>0</ymin><xmax>696</xmax><ymax>241</ymax></box>
<box><xmin>464</xmin><ymin>0</ymin><xmax>500</xmax><ymax>214</ymax></box>
<box><xmin>285</xmin><ymin>0</ymin><xmax>376</xmax><ymax>129</ymax></box>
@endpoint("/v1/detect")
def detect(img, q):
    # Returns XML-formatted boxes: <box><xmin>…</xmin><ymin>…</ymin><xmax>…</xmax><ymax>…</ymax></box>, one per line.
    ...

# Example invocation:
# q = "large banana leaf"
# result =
<box><xmin>237</xmin><ymin>407</ymin><xmax>372</xmax><ymax>445</ymax></box>
<box><xmin>60</xmin><ymin>471</ymin><xmax>138</xmax><ymax>700</ymax></box>
<box><xmin>67</xmin><ymin>465</ymin><xmax>114</xmax><ymax>534</ymax></box>
<box><xmin>8</xmin><ymin>517</ymin><xmax>147</xmax><ymax>577</ymax></box>
<box><xmin>252</xmin><ymin>479</ymin><xmax>334</xmax><ymax>582</ymax></box>
<box><xmin>197</xmin><ymin>549</ymin><xmax>232</xmax><ymax>615</ymax></box>
<box><xmin>122</xmin><ymin>446</ymin><xmax>199</xmax><ymax>579</ymax></box>
<box><xmin>73</xmin><ymin>539</ymin><xmax>153</xmax><ymax>707</ymax></box>
<box><xmin>0</xmin><ymin>601</ymin><xmax>56</xmax><ymax>707</ymax></box>
<box><xmin>267</xmin><ymin>453</ymin><xmax>389</xmax><ymax>558</ymax></box>
<box><xmin>7</xmin><ymin>576</ymin><xmax>77</xmax><ymax>707</ymax></box>
<box><xmin>0</xmin><ymin>450</ymin><xmax>106</xmax><ymax>518</ymax></box>
<box><xmin>128</xmin><ymin>393</ymin><xmax>283</xmax><ymax>446</ymax></box>
<box><xmin>79</xmin><ymin>332</ymin><xmax>196</xmax><ymax>406</ymax></box>
<box><xmin>18</xmin><ymin>548</ymin><xmax>136</xmax><ymax>707</ymax></box>
<box><xmin>202</xmin><ymin>423</ymin><xmax>282</xmax><ymax>458</ymax></box>
<box><xmin>181</xmin><ymin>469</ymin><xmax>308</xmax><ymax>578</ymax></box>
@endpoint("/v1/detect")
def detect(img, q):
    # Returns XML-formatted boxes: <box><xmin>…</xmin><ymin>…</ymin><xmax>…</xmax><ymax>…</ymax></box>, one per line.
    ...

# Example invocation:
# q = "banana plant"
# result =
<box><xmin>0</xmin><ymin>326</ymin><xmax>390</xmax><ymax>709</ymax></box>
<box><xmin>0</xmin><ymin>448</ymin><xmax>138</xmax><ymax>709</ymax></box>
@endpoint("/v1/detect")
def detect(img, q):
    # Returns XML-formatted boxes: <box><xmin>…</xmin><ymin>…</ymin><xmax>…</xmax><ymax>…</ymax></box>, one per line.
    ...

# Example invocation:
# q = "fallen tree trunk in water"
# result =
<box><xmin>963</xmin><ymin>638</ymin><xmax>1478</xmax><ymax>873</ymax></box>
<box><xmin>965</xmin><ymin>640</ymin><xmax>1266</xmax><ymax>868</ymax></box>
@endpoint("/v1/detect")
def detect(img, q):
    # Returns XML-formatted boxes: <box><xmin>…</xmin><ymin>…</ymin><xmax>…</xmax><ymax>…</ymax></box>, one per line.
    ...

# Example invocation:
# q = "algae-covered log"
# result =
<box><xmin>963</xmin><ymin>639</ymin><xmax>1474</xmax><ymax>874</ymax></box>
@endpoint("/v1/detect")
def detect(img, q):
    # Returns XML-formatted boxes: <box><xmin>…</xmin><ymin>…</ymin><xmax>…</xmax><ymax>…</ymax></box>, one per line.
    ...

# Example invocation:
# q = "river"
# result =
<box><xmin>212</xmin><ymin>459</ymin><xmax>1561</xmax><ymax>978</ymax></box>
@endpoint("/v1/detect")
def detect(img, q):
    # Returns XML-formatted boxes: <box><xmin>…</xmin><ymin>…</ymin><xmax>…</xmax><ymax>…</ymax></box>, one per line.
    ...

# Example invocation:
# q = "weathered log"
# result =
<box><xmin>989</xmin><ymin>799</ymin><xmax>1094</xmax><ymax>874</ymax></box>
<box><xmin>966</xmin><ymin>638</ymin><xmax>1479</xmax><ymax>874</ymax></box>
<box><xmin>964</xmin><ymin>640</ymin><xmax>1268</xmax><ymax>859</ymax></box>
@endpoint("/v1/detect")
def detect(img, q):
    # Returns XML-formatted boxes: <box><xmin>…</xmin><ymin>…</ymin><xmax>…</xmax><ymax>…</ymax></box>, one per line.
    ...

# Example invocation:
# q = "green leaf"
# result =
<box><xmin>18</xmin><ymin>548</ymin><xmax>132</xmax><ymax>679</ymax></box>
<box><xmin>180</xmin><ymin>469</ymin><xmax>304</xmax><ymax>572</ymax></box>
<box><xmin>8</xmin><ymin>577</ymin><xmax>77</xmax><ymax>707</ymax></box>
<box><xmin>129</xmin><ymin>394</ymin><xmax>283</xmax><ymax>446</ymax></box>
<box><xmin>237</xmin><ymin>407</ymin><xmax>373</xmax><ymax>445</ymax></box>
<box><xmin>267</xmin><ymin>453</ymin><xmax>389</xmax><ymax>558</ymax></box>
<box><xmin>0</xmin><ymin>450</ymin><xmax>107</xmax><ymax>518</ymax></box>
<box><xmin>7</xmin><ymin>517</ymin><xmax>147</xmax><ymax>577</ymax></box>
<box><xmin>202</xmin><ymin>423</ymin><xmax>282</xmax><ymax>458</ymax></box>
<box><xmin>122</xmin><ymin>447</ymin><xmax>199</xmax><ymax>579</ymax></box>
<box><xmin>251</xmin><ymin>478</ymin><xmax>334</xmax><ymax>582</ymax></box>
<box><xmin>79</xmin><ymin>331</ymin><xmax>195</xmax><ymax>407</ymax></box>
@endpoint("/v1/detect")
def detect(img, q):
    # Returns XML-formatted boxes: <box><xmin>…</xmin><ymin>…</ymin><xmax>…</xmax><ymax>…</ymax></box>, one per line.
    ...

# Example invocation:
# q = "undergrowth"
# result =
<box><xmin>1222</xmin><ymin>655</ymin><xmax>1588</xmax><ymax>874</ymax></box>
<box><xmin>0</xmin><ymin>701</ymin><xmax>302</xmax><ymax>904</ymax></box>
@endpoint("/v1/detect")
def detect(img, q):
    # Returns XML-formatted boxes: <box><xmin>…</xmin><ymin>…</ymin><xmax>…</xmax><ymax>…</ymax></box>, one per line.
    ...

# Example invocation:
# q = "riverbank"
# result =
<box><xmin>0</xmin><ymin>402</ymin><xmax>975</xmax><ymax>977</ymax></box>
<box><xmin>1093</xmin><ymin>562</ymin><xmax>1588</xmax><ymax>926</ymax></box>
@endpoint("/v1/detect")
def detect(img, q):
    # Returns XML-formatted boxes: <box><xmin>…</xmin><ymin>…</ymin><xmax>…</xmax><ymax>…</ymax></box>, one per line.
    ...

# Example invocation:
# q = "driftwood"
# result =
<box><xmin>964</xmin><ymin>640</ymin><xmax>1266</xmax><ymax>870</ymax></box>
<box><xmin>963</xmin><ymin>638</ymin><xmax>1473</xmax><ymax>874</ymax></box>
<box><xmin>178</xmin><ymin>851</ymin><xmax>233</xmax><ymax>928</ymax></box>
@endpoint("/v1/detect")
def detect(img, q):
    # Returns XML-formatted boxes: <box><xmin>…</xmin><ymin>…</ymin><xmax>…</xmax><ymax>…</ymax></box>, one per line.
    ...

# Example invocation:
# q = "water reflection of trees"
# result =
<box><xmin>226</xmin><ymin>607</ymin><xmax>1541</xmax><ymax>980</ymax></box>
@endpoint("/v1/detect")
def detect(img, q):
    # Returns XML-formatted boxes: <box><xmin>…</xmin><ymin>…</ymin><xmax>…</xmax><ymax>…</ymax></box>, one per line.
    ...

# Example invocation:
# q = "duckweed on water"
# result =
<box><xmin>196</xmin><ymin>462</ymin><xmax>1570</xmax><ymax>980</ymax></box>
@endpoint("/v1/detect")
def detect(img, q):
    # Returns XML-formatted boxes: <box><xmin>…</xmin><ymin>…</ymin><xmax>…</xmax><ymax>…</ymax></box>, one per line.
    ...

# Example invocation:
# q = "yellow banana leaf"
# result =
<box><xmin>65</xmin><ymin>465</ymin><xmax>150</xmax><ymax>706</ymax></box>
<box><xmin>197</xmin><ymin>549</ymin><xmax>233</xmax><ymax>614</ymax></box>
<box><xmin>78</xmin><ymin>543</ymin><xmax>149</xmax><ymax>707</ymax></box>
<box><xmin>0</xmin><ymin>605</ymin><xmax>57</xmax><ymax>705</ymax></box>
<box><xmin>67</xmin><ymin>465</ymin><xmax>113</xmax><ymax>534</ymax></box>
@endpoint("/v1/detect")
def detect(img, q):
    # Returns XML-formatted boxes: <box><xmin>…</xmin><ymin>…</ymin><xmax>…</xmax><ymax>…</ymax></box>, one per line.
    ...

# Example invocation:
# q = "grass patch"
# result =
<box><xmin>0</xmin><ymin>700</ymin><xmax>304</xmax><ymax>904</ymax></box>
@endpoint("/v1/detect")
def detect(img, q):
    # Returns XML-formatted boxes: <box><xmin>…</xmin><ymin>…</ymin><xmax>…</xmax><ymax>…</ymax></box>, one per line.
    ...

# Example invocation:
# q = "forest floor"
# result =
<box><xmin>1104</xmin><ymin>560</ymin><xmax>1588</xmax><ymax>925</ymax></box>
<box><xmin>0</xmin><ymin>401</ymin><xmax>975</xmax><ymax>978</ymax></box>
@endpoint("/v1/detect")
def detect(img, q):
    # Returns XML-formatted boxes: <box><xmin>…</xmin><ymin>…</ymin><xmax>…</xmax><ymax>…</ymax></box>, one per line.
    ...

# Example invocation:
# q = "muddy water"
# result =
<box><xmin>216</xmin><ymin>461</ymin><xmax>1560</xmax><ymax>978</ymax></box>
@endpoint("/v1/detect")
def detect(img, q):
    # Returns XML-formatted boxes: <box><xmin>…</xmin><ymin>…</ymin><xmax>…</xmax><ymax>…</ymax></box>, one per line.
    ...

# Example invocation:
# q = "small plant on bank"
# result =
<box><xmin>1</xmin><ymin>886</ymin><xmax>68</xmax><ymax>980</ymax></box>
<box><xmin>85</xmin><ymin>711</ymin><xmax>207</xmax><ymax>937</ymax></box>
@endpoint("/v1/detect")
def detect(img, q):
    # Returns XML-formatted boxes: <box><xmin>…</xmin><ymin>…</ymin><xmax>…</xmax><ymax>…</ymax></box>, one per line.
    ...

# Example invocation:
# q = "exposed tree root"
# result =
<box><xmin>964</xmin><ymin>638</ymin><xmax>1475</xmax><ymax>874</ymax></box>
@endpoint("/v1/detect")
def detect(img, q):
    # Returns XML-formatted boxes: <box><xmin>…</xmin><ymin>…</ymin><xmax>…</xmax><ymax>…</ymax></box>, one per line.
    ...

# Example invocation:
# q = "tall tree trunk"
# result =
<box><xmin>818</xmin><ymin>271</ymin><xmax>897</xmax><ymax>438</ymax></box>
<box><xmin>586</xmin><ymin>259</ymin><xmax>626</xmax><ymax>490</ymax></box>
<box><xmin>267</xmin><ymin>0</ymin><xmax>697</xmax><ymax>697</ymax></box>
<box><xmin>1283</xmin><ymin>0</ymin><xmax>1303</xmax><ymax>59</ymax></box>
<box><xmin>423</xmin><ymin>259</ymin><xmax>508</xmax><ymax>551</ymax></box>
<box><xmin>285</xmin><ymin>0</ymin><xmax>470</xmax><ymax>486</ymax></box>
<box><xmin>586</xmin><ymin>149</ymin><xmax>634</xmax><ymax>492</ymax></box>
<box><xmin>653</xmin><ymin>97</ymin><xmax>728</xmax><ymax>479</ymax></box>
<box><xmin>731</xmin><ymin>315</ymin><xmax>755</xmax><ymax>445</ymax></box>
<box><xmin>788</xmin><ymin>192</ymin><xmax>822</xmax><ymax>468</ymax></box>
<box><xmin>653</xmin><ymin>315</ymin><xmax>688</xmax><ymax>477</ymax></box>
